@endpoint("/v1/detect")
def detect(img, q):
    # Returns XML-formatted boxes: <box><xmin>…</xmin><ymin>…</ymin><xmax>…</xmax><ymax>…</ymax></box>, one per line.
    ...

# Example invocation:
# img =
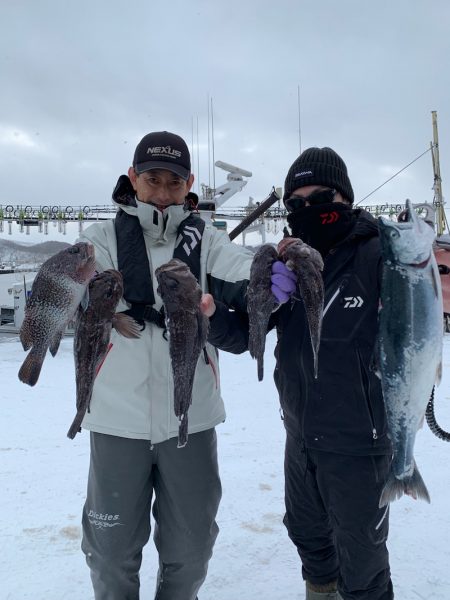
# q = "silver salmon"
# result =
<box><xmin>377</xmin><ymin>200</ymin><xmax>443</xmax><ymax>506</ymax></box>
<box><xmin>67</xmin><ymin>270</ymin><xmax>141</xmax><ymax>439</ymax></box>
<box><xmin>247</xmin><ymin>244</ymin><xmax>278</xmax><ymax>381</ymax></box>
<box><xmin>18</xmin><ymin>242</ymin><xmax>96</xmax><ymax>386</ymax></box>
<box><xmin>279</xmin><ymin>237</ymin><xmax>324</xmax><ymax>378</ymax></box>
<box><xmin>155</xmin><ymin>258</ymin><xmax>209</xmax><ymax>448</ymax></box>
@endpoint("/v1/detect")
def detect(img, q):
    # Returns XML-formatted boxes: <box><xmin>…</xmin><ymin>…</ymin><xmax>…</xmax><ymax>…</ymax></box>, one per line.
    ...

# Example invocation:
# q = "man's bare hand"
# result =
<box><xmin>200</xmin><ymin>293</ymin><xmax>216</xmax><ymax>317</ymax></box>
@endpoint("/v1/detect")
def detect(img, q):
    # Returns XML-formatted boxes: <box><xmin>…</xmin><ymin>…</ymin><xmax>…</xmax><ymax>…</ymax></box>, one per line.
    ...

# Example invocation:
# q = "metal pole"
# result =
<box><xmin>431</xmin><ymin>110</ymin><xmax>445</xmax><ymax>236</ymax></box>
<box><xmin>229</xmin><ymin>188</ymin><xmax>280</xmax><ymax>241</ymax></box>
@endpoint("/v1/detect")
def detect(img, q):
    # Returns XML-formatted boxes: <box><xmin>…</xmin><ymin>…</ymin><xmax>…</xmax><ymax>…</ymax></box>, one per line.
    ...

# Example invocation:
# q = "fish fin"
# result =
<box><xmin>49</xmin><ymin>331</ymin><xmax>63</xmax><ymax>357</ymax></box>
<box><xmin>436</xmin><ymin>362</ymin><xmax>443</xmax><ymax>386</ymax></box>
<box><xmin>20</xmin><ymin>331</ymin><xmax>33</xmax><ymax>352</ymax></box>
<box><xmin>196</xmin><ymin>311</ymin><xmax>209</xmax><ymax>347</ymax></box>
<box><xmin>80</xmin><ymin>287</ymin><xmax>90</xmax><ymax>312</ymax></box>
<box><xmin>379</xmin><ymin>462</ymin><xmax>430</xmax><ymax>507</ymax></box>
<box><xmin>112</xmin><ymin>314</ymin><xmax>141</xmax><ymax>339</ymax></box>
<box><xmin>18</xmin><ymin>349</ymin><xmax>45</xmax><ymax>386</ymax></box>
<box><xmin>370</xmin><ymin>341</ymin><xmax>382</xmax><ymax>379</ymax></box>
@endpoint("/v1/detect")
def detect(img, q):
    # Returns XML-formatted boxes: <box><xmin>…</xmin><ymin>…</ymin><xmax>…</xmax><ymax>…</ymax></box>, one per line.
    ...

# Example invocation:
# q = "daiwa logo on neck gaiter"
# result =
<box><xmin>146</xmin><ymin>145</ymin><xmax>181</xmax><ymax>158</ymax></box>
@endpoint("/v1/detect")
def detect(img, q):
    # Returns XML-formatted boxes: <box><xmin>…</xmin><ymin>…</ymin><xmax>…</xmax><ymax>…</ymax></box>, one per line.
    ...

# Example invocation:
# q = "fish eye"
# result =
<box><xmin>166</xmin><ymin>278</ymin><xmax>179</xmax><ymax>290</ymax></box>
<box><xmin>68</xmin><ymin>246</ymin><xmax>80</xmax><ymax>254</ymax></box>
<box><xmin>390</xmin><ymin>230</ymin><xmax>400</xmax><ymax>239</ymax></box>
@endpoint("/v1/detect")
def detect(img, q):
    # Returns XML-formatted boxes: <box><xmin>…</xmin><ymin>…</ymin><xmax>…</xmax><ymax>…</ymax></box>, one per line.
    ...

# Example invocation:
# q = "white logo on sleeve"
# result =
<box><xmin>175</xmin><ymin>225</ymin><xmax>202</xmax><ymax>256</ymax></box>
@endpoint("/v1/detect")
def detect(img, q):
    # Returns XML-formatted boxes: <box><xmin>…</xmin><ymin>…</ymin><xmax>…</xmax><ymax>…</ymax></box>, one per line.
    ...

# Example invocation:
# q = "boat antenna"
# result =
<box><xmin>211</xmin><ymin>96</ymin><xmax>216</xmax><ymax>191</ymax></box>
<box><xmin>207</xmin><ymin>93</ymin><xmax>211</xmax><ymax>187</ymax></box>
<box><xmin>297</xmin><ymin>85</ymin><xmax>302</xmax><ymax>154</ymax></box>
<box><xmin>190</xmin><ymin>115</ymin><xmax>195</xmax><ymax>178</ymax></box>
<box><xmin>196</xmin><ymin>116</ymin><xmax>200</xmax><ymax>196</ymax></box>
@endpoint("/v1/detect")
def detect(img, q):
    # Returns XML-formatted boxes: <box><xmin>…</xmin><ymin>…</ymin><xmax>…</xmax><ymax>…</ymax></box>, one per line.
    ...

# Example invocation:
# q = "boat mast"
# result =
<box><xmin>431</xmin><ymin>110</ymin><xmax>446</xmax><ymax>235</ymax></box>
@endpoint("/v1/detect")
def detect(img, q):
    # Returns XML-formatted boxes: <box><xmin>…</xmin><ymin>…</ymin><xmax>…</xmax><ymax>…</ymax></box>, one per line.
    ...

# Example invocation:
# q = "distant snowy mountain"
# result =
<box><xmin>0</xmin><ymin>239</ymin><xmax>70</xmax><ymax>267</ymax></box>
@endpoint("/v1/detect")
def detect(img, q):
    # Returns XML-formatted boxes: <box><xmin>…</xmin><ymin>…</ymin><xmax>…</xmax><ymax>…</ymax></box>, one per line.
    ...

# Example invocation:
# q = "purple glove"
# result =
<box><xmin>271</xmin><ymin>260</ymin><xmax>297</xmax><ymax>304</ymax></box>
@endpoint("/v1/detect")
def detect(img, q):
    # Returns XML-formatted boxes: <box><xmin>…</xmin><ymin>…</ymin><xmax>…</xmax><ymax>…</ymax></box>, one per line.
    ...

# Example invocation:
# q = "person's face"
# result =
<box><xmin>285</xmin><ymin>185</ymin><xmax>348</xmax><ymax>213</ymax></box>
<box><xmin>128</xmin><ymin>167</ymin><xmax>194</xmax><ymax>211</ymax></box>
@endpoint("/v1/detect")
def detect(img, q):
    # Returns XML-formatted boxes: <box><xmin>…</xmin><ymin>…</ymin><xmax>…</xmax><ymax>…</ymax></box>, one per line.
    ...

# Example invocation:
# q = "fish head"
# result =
<box><xmin>378</xmin><ymin>200</ymin><xmax>436</xmax><ymax>266</ymax></box>
<box><xmin>88</xmin><ymin>270</ymin><xmax>124</xmax><ymax>309</ymax></box>
<box><xmin>49</xmin><ymin>242</ymin><xmax>96</xmax><ymax>283</ymax></box>
<box><xmin>155</xmin><ymin>258</ymin><xmax>200</xmax><ymax>312</ymax></box>
<box><xmin>282</xmin><ymin>239</ymin><xmax>324</xmax><ymax>272</ymax></box>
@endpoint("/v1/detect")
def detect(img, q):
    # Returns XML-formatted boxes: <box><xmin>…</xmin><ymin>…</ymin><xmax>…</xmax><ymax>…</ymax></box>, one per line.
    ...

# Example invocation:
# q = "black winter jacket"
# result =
<box><xmin>273</xmin><ymin>209</ymin><xmax>392</xmax><ymax>456</ymax></box>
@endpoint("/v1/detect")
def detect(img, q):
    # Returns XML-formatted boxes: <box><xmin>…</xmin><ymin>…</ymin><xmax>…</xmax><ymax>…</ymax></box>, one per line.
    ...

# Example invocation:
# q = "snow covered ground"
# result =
<box><xmin>1</xmin><ymin>331</ymin><xmax>450</xmax><ymax>600</ymax></box>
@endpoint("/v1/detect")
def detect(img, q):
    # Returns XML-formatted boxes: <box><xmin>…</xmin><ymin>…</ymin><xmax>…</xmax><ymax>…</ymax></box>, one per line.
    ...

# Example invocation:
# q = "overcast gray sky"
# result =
<box><xmin>1</xmin><ymin>0</ymin><xmax>449</xmax><ymax>210</ymax></box>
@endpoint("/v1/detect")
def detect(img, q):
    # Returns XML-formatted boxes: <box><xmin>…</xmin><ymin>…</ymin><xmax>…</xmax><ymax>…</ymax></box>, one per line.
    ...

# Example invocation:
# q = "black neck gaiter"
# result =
<box><xmin>287</xmin><ymin>202</ymin><xmax>357</xmax><ymax>256</ymax></box>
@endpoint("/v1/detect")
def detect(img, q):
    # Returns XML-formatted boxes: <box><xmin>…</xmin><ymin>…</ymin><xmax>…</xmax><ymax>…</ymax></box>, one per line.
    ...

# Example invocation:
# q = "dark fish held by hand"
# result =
<box><xmin>67</xmin><ymin>270</ymin><xmax>141</xmax><ymax>439</ymax></box>
<box><xmin>247</xmin><ymin>244</ymin><xmax>278</xmax><ymax>381</ymax></box>
<box><xmin>279</xmin><ymin>238</ymin><xmax>324</xmax><ymax>378</ymax></box>
<box><xmin>18</xmin><ymin>242</ymin><xmax>96</xmax><ymax>386</ymax></box>
<box><xmin>155</xmin><ymin>258</ymin><xmax>209</xmax><ymax>448</ymax></box>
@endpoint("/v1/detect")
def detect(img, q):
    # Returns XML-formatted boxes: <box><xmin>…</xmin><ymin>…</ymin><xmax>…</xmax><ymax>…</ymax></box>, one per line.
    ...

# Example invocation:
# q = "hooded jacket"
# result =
<box><xmin>78</xmin><ymin>176</ymin><xmax>253</xmax><ymax>443</ymax></box>
<box><xmin>273</xmin><ymin>209</ymin><xmax>392</xmax><ymax>455</ymax></box>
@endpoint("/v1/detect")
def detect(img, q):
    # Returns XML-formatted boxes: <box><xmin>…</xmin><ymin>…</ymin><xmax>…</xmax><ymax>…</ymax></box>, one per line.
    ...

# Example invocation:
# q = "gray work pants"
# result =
<box><xmin>81</xmin><ymin>429</ymin><xmax>221</xmax><ymax>600</ymax></box>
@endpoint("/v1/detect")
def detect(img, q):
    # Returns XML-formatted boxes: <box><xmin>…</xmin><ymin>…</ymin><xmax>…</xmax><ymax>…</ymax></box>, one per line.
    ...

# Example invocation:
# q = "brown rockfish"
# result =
<box><xmin>18</xmin><ymin>242</ymin><xmax>96</xmax><ymax>386</ymax></box>
<box><xmin>67</xmin><ymin>270</ymin><xmax>141</xmax><ymax>439</ymax></box>
<box><xmin>155</xmin><ymin>258</ymin><xmax>209</xmax><ymax>448</ymax></box>
<box><xmin>247</xmin><ymin>244</ymin><xmax>278</xmax><ymax>381</ymax></box>
<box><xmin>279</xmin><ymin>237</ymin><xmax>324</xmax><ymax>378</ymax></box>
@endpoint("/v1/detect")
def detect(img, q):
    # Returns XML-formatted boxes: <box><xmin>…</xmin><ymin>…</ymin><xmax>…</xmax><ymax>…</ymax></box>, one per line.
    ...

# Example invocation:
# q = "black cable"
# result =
<box><xmin>355</xmin><ymin>146</ymin><xmax>435</xmax><ymax>206</ymax></box>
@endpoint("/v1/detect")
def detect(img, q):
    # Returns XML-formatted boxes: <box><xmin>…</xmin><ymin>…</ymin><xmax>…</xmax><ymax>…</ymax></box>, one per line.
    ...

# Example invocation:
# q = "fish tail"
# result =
<box><xmin>404</xmin><ymin>462</ymin><xmax>431</xmax><ymax>503</ymax></box>
<box><xmin>379</xmin><ymin>463</ymin><xmax>431</xmax><ymax>507</ymax></box>
<box><xmin>257</xmin><ymin>356</ymin><xmax>264</xmax><ymax>381</ymax></box>
<box><xmin>18</xmin><ymin>349</ymin><xmax>46</xmax><ymax>386</ymax></box>
<box><xmin>177</xmin><ymin>414</ymin><xmax>188</xmax><ymax>448</ymax></box>
<box><xmin>313</xmin><ymin>357</ymin><xmax>318</xmax><ymax>379</ymax></box>
<box><xmin>67</xmin><ymin>413</ymin><xmax>83</xmax><ymax>439</ymax></box>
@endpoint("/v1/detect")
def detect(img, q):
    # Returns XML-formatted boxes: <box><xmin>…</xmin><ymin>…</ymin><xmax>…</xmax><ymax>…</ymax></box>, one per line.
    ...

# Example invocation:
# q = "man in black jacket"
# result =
<box><xmin>269</xmin><ymin>147</ymin><xmax>394</xmax><ymax>600</ymax></box>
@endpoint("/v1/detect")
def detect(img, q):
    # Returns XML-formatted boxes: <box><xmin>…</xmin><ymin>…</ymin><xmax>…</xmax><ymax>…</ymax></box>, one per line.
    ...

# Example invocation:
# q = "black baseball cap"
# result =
<box><xmin>133</xmin><ymin>131</ymin><xmax>191</xmax><ymax>180</ymax></box>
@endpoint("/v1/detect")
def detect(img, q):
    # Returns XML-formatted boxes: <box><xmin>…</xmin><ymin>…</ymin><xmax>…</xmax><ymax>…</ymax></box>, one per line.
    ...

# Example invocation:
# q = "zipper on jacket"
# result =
<box><xmin>322</xmin><ymin>278</ymin><xmax>348</xmax><ymax>318</ymax></box>
<box><xmin>356</xmin><ymin>344</ymin><xmax>378</xmax><ymax>440</ymax></box>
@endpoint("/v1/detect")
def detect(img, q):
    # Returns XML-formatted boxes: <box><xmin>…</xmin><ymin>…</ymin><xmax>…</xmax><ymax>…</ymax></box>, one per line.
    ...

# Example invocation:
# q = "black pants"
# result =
<box><xmin>284</xmin><ymin>434</ymin><xmax>394</xmax><ymax>600</ymax></box>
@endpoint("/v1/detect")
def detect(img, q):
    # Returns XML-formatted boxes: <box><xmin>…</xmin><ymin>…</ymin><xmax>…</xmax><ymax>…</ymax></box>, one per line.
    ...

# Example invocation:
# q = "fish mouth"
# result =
<box><xmin>407</xmin><ymin>255</ymin><xmax>431</xmax><ymax>268</ymax></box>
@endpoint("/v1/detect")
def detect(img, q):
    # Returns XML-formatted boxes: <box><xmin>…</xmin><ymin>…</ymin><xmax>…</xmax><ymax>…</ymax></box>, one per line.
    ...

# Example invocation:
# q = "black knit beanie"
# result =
<box><xmin>283</xmin><ymin>147</ymin><xmax>354</xmax><ymax>204</ymax></box>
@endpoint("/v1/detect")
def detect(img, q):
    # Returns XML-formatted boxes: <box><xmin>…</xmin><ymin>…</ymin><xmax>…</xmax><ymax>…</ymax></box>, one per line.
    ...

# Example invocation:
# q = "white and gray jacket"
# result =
<box><xmin>78</xmin><ymin>198</ymin><xmax>253</xmax><ymax>443</ymax></box>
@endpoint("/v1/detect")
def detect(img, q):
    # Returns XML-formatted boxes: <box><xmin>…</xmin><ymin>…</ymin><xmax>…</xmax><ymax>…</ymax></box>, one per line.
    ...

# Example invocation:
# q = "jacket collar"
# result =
<box><xmin>112</xmin><ymin>174</ymin><xmax>190</xmax><ymax>242</ymax></box>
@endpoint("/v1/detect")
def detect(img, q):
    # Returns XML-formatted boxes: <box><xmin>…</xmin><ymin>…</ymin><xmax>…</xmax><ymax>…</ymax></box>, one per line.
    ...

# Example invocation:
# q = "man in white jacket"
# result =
<box><xmin>78</xmin><ymin>131</ymin><xmax>254</xmax><ymax>600</ymax></box>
